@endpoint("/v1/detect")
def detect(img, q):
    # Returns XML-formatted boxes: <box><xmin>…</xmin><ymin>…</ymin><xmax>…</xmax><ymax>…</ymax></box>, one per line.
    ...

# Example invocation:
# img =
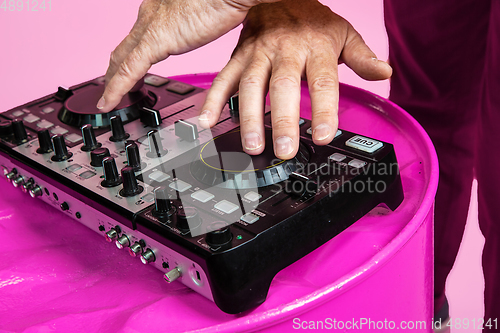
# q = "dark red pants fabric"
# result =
<box><xmin>384</xmin><ymin>0</ymin><xmax>500</xmax><ymax>326</ymax></box>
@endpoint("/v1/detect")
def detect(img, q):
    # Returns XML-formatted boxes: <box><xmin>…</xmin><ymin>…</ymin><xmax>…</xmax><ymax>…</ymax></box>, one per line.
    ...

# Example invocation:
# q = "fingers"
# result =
<box><xmin>268</xmin><ymin>54</ymin><xmax>303</xmax><ymax>160</ymax></box>
<box><xmin>238</xmin><ymin>52</ymin><xmax>272</xmax><ymax>155</ymax></box>
<box><xmin>341</xmin><ymin>25</ymin><xmax>392</xmax><ymax>81</ymax></box>
<box><xmin>98</xmin><ymin>31</ymin><xmax>166</xmax><ymax>112</ymax></box>
<box><xmin>200</xmin><ymin>57</ymin><xmax>246</xmax><ymax>129</ymax></box>
<box><xmin>104</xmin><ymin>0</ymin><xmax>161</xmax><ymax>86</ymax></box>
<box><xmin>306</xmin><ymin>49</ymin><xmax>339</xmax><ymax>145</ymax></box>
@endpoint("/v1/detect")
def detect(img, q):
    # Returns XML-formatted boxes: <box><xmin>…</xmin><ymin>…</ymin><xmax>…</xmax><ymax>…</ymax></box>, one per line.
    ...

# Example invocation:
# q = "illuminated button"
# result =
<box><xmin>42</xmin><ymin>107</ymin><xmax>55</xmax><ymax>114</ymax></box>
<box><xmin>141</xmin><ymin>193</ymin><xmax>155</xmax><ymax>203</ymax></box>
<box><xmin>348</xmin><ymin>159</ymin><xmax>367</xmax><ymax>169</ymax></box>
<box><xmin>306</xmin><ymin>127</ymin><xmax>342</xmax><ymax>138</ymax></box>
<box><xmin>51</xmin><ymin>126</ymin><xmax>68</xmax><ymax>135</ymax></box>
<box><xmin>214</xmin><ymin>200</ymin><xmax>239</xmax><ymax>214</ymax></box>
<box><xmin>23</xmin><ymin>114</ymin><xmax>40</xmax><ymax>123</ymax></box>
<box><xmin>148</xmin><ymin>170</ymin><xmax>170</xmax><ymax>182</ymax></box>
<box><xmin>191</xmin><ymin>190</ymin><xmax>215</xmax><ymax>203</ymax></box>
<box><xmin>169</xmin><ymin>179</ymin><xmax>192</xmax><ymax>192</ymax></box>
<box><xmin>12</xmin><ymin>110</ymin><xmax>24</xmax><ymax>117</ymax></box>
<box><xmin>36</xmin><ymin>120</ymin><xmax>54</xmax><ymax>129</ymax></box>
<box><xmin>66</xmin><ymin>164</ymin><xmax>82</xmax><ymax>172</ymax></box>
<box><xmin>79</xmin><ymin>170</ymin><xmax>96</xmax><ymax>179</ymax></box>
<box><xmin>166</xmin><ymin>82</ymin><xmax>195</xmax><ymax>95</ymax></box>
<box><xmin>244</xmin><ymin>191</ymin><xmax>261</xmax><ymax>202</ymax></box>
<box><xmin>66</xmin><ymin>133</ymin><xmax>82</xmax><ymax>143</ymax></box>
<box><xmin>329</xmin><ymin>153</ymin><xmax>346</xmax><ymax>162</ymax></box>
<box><xmin>346</xmin><ymin>135</ymin><xmax>383</xmax><ymax>153</ymax></box>
<box><xmin>145</xmin><ymin>75</ymin><xmax>170</xmax><ymax>87</ymax></box>
<box><xmin>240</xmin><ymin>213</ymin><xmax>259</xmax><ymax>224</ymax></box>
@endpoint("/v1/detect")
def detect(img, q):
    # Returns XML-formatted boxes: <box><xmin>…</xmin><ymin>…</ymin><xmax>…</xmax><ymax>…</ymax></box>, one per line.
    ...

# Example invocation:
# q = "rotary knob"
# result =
<box><xmin>146</xmin><ymin>130</ymin><xmax>168</xmax><ymax>158</ymax></box>
<box><xmin>90</xmin><ymin>147</ymin><xmax>111</xmax><ymax>167</ymax></box>
<box><xmin>36</xmin><ymin>129</ymin><xmax>53</xmax><ymax>154</ymax></box>
<box><xmin>125</xmin><ymin>142</ymin><xmax>145</xmax><ymax>171</ymax></box>
<box><xmin>205</xmin><ymin>222</ymin><xmax>232</xmax><ymax>247</ymax></box>
<box><xmin>176</xmin><ymin>206</ymin><xmax>201</xmax><ymax>234</ymax></box>
<box><xmin>140</xmin><ymin>248</ymin><xmax>156</xmax><ymax>264</ymax></box>
<box><xmin>81</xmin><ymin>124</ymin><xmax>101</xmax><ymax>151</ymax></box>
<box><xmin>12</xmin><ymin>119</ymin><xmax>28</xmax><ymax>144</ymax></box>
<box><xmin>0</xmin><ymin>120</ymin><xmax>13</xmax><ymax>138</ymax></box>
<box><xmin>109</xmin><ymin>115</ymin><xmax>130</xmax><ymax>142</ymax></box>
<box><xmin>51</xmin><ymin>135</ymin><xmax>73</xmax><ymax>162</ymax></box>
<box><xmin>152</xmin><ymin>186</ymin><xmax>175</xmax><ymax>221</ymax></box>
<box><xmin>119</xmin><ymin>166</ymin><xmax>143</xmax><ymax>197</ymax></box>
<box><xmin>101</xmin><ymin>157</ymin><xmax>122</xmax><ymax>187</ymax></box>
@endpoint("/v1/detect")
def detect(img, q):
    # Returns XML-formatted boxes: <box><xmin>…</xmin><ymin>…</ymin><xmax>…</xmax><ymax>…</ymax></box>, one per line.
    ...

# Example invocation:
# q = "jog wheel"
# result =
<box><xmin>191</xmin><ymin>129</ymin><xmax>310</xmax><ymax>189</ymax></box>
<box><xmin>58</xmin><ymin>81</ymin><xmax>156</xmax><ymax>128</ymax></box>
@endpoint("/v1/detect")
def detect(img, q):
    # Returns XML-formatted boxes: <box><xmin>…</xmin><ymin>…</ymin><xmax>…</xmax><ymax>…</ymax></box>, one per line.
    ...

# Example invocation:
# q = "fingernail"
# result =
<box><xmin>313</xmin><ymin>123</ymin><xmax>332</xmax><ymax>141</ymax></box>
<box><xmin>198</xmin><ymin>110</ymin><xmax>211</xmax><ymax>122</ymax></box>
<box><xmin>97</xmin><ymin>96</ymin><xmax>106</xmax><ymax>110</ymax></box>
<box><xmin>244</xmin><ymin>132</ymin><xmax>262</xmax><ymax>151</ymax></box>
<box><xmin>274</xmin><ymin>136</ymin><xmax>294</xmax><ymax>157</ymax></box>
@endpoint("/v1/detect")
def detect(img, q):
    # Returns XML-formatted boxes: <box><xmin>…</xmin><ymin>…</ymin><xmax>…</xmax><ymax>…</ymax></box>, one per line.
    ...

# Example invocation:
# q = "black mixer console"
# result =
<box><xmin>0</xmin><ymin>74</ymin><xmax>403</xmax><ymax>314</ymax></box>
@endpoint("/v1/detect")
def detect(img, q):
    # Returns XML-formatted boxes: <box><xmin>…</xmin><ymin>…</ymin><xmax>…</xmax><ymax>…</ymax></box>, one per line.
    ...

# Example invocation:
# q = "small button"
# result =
<box><xmin>42</xmin><ymin>107</ymin><xmax>55</xmax><ymax>114</ymax></box>
<box><xmin>191</xmin><ymin>190</ymin><xmax>215</xmax><ymax>203</ymax></box>
<box><xmin>141</xmin><ymin>193</ymin><xmax>155</xmax><ymax>203</ymax></box>
<box><xmin>51</xmin><ymin>126</ymin><xmax>69</xmax><ymax>135</ymax></box>
<box><xmin>36</xmin><ymin>120</ymin><xmax>54</xmax><ymax>129</ymax></box>
<box><xmin>149</xmin><ymin>170</ymin><xmax>170</xmax><ymax>182</ymax></box>
<box><xmin>169</xmin><ymin>179</ymin><xmax>192</xmax><ymax>192</ymax></box>
<box><xmin>244</xmin><ymin>191</ymin><xmax>261</xmax><ymax>202</ymax></box>
<box><xmin>66</xmin><ymin>133</ymin><xmax>82</xmax><ymax>143</ymax></box>
<box><xmin>12</xmin><ymin>110</ymin><xmax>24</xmax><ymax>117</ymax></box>
<box><xmin>79</xmin><ymin>170</ymin><xmax>96</xmax><ymax>179</ymax></box>
<box><xmin>240</xmin><ymin>213</ymin><xmax>259</xmax><ymax>224</ymax></box>
<box><xmin>145</xmin><ymin>75</ymin><xmax>170</xmax><ymax>87</ymax></box>
<box><xmin>166</xmin><ymin>82</ymin><xmax>195</xmax><ymax>95</ymax></box>
<box><xmin>214</xmin><ymin>200</ymin><xmax>239</xmax><ymax>214</ymax></box>
<box><xmin>66</xmin><ymin>164</ymin><xmax>82</xmax><ymax>172</ymax></box>
<box><xmin>299</xmin><ymin>118</ymin><xmax>305</xmax><ymax>126</ymax></box>
<box><xmin>306</xmin><ymin>127</ymin><xmax>342</xmax><ymax>138</ymax></box>
<box><xmin>329</xmin><ymin>153</ymin><xmax>346</xmax><ymax>162</ymax></box>
<box><xmin>346</xmin><ymin>135</ymin><xmax>383</xmax><ymax>153</ymax></box>
<box><xmin>23</xmin><ymin>114</ymin><xmax>40</xmax><ymax>123</ymax></box>
<box><xmin>348</xmin><ymin>159</ymin><xmax>367</xmax><ymax>169</ymax></box>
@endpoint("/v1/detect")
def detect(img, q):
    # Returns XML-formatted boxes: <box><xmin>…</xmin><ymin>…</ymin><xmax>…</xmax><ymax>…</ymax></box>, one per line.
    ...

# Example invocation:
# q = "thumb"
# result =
<box><xmin>340</xmin><ymin>25</ymin><xmax>392</xmax><ymax>81</ymax></box>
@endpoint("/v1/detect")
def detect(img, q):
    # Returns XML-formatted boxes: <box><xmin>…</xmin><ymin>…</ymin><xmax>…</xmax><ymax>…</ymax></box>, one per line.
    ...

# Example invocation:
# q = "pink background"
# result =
<box><xmin>0</xmin><ymin>0</ymin><xmax>483</xmax><ymax>330</ymax></box>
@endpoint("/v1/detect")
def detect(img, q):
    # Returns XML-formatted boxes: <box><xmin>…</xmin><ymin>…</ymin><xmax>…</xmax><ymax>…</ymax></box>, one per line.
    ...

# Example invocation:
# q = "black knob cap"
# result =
<box><xmin>146</xmin><ymin>130</ymin><xmax>168</xmax><ymax>158</ymax></box>
<box><xmin>141</xmin><ymin>107</ymin><xmax>162</xmax><ymax>127</ymax></box>
<box><xmin>12</xmin><ymin>119</ymin><xmax>28</xmax><ymax>144</ymax></box>
<box><xmin>101</xmin><ymin>157</ymin><xmax>122</xmax><ymax>187</ymax></box>
<box><xmin>119</xmin><ymin>166</ymin><xmax>143</xmax><ymax>197</ymax></box>
<box><xmin>90</xmin><ymin>147</ymin><xmax>111</xmax><ymax>167</ymax></box>
<box><xmin>81</xmin><ymin>124</ymin><xmax>101</xmax><ymax>151</ymax></box>
<box><xmin>152</xmin><ymin>186</ymin><xmax>175</xmax><ymax>221</ymax></box>
<box><xmin>176</xmin><ymin>206</ymin><xmax>201</xmax><ymax>233</ymax></box>
<box><xmin>36</xmin><ymin>129</ymin><xmax>53</xmax><ymax>154</ymax></box>
<box><xmin>109</xmin><ymin>116</ymin><xmax>130</xmax><ymax>142</ymax></box>
<box><xmin>126</xmin><ymin>142</ymin><xmax>144</xmax><ymax>171</ymax></box>
<box><xmin>0</xmin><ymin>120</ymin><xmax>13</xmax><ymax>138</ymax></box>
<box><xmin>51</xmin><ymin>135</ymin><xmax>73</xmax><ymax>162</ymax></box>
<box><xmin>205</xmin><ymin>222</ymin><xmax>232</xmax><ymax>247</ymax></box>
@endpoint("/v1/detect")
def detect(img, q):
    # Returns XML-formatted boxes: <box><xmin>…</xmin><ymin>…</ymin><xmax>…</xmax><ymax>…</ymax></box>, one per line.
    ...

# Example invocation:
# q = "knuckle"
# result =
<box><xmin>308</xmin><ymin>75</ymin><xmax>338</xmax><ymax>93</ymax></box>
<box><xmin>270</xmin><ymin>74</ymin><xmax>300</xmax><ymax>90</ymax></box>
<box><xmin>272</xmin><ymin>116</ymin><xmax>297</xmax><ymax>131</ymax></box>
<box><xmin>240</xmin><ymin>73</ymin><xmax>266</xmax><ymax>89</ymax></box>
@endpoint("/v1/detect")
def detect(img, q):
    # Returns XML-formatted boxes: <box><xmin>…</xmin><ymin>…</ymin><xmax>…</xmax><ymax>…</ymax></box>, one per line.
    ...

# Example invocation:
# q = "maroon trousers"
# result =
<box><xmin>384</xmin><ymin>0</ymin><xmax>500</xmax><ymax>326</ymax></box>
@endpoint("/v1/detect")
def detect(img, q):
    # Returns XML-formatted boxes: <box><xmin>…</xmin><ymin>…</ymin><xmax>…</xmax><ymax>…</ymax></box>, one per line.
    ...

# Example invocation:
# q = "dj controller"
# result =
<box><xmin>0</xmin><ymin>74</ymin><xmax>403</xmax><ymax>314</ymax></box>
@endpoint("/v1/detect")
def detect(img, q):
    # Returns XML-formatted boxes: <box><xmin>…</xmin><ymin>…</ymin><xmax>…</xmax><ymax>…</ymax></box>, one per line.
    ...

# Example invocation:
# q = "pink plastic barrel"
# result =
<box><xmin>0</xmin><ymin>73</ymin><xmax>438</xmax><ymax>332</ymax></box>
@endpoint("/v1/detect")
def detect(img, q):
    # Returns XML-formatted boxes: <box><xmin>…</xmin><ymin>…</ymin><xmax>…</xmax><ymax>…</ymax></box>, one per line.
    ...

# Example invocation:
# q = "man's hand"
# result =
<box><xmin>200</xmin><ymin>0</ymin><xmax>392</xmax><ymax>159</ymax></box>
<box><xmin>99</xmin><ymin>0</ymin><xmax>281</xmax><ymax>112</ymax></box>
